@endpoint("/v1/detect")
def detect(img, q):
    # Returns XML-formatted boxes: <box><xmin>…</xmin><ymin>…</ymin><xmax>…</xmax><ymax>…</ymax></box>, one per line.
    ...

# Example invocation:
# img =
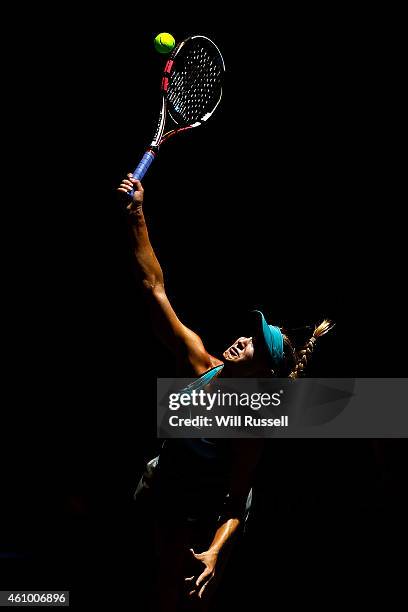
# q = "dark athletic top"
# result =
<box><xmin>137</xmin><ymin>365</ymin><xmax>252</xmax><ymax>524</ymax></box>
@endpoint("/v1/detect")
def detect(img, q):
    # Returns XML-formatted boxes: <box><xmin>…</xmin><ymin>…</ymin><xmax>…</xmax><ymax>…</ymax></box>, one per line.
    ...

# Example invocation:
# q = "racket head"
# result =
<box><xmin>163</xmin><ymin>35</ymin><xmax>225</xmax><ymax>131</ymax></box>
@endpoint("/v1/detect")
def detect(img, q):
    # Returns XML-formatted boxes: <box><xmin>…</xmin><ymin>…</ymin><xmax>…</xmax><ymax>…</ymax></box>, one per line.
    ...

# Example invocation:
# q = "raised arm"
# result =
<box><xmin>118</xmin><ymin>175</ymin><xmax>218</xmax><ymax>376</ymax></box>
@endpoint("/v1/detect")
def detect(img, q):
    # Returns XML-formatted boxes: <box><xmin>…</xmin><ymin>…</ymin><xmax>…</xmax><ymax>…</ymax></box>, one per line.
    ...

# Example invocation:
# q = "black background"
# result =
<box><xmin>2</xmin><ymin>12</ymin><xmax>406</xmax><ymax>610</ymax></box>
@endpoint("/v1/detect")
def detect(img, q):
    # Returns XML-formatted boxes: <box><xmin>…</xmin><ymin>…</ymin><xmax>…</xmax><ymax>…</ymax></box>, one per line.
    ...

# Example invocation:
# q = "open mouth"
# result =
<box><xmin>229</xmin><ymin>346</ymin><xmax>239</xmax><ymax>357</ymax></box>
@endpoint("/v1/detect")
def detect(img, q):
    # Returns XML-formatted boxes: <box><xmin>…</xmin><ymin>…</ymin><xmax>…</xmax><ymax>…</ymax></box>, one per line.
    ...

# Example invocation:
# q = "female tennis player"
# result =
<box><xmin>118</xmin><ymin>175</ymin><xmax>333</xmax><ymax>611</ymax></box>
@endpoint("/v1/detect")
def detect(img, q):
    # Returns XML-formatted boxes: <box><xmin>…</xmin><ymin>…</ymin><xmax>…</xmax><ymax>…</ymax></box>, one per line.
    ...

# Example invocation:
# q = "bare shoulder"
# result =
<box><xmin>199</xmin><ymin>353</ymin><xmax>224</xmax><ymax>376</ymax></box>
<box><xmin>176</xmin><ymin>338</ymin><xmax>223</xmax><ymax>377</ymax></box>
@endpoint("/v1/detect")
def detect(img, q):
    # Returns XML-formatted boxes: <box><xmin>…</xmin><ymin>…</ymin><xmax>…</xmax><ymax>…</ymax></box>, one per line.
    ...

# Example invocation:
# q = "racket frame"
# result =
<box><xmin>130</xmin><ymin>35</ymin><xmax>225</xmax><ymax>185</ymax></box>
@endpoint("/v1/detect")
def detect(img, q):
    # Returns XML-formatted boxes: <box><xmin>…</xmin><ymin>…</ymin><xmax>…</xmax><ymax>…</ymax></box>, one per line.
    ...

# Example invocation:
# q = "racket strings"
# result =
<box><xmin>169</xmin><ymin>64</ymin><xmax>221</xmax><ymax>122</ymax></box>
<box><xmin>170</xmin><ymin>67</ymin><xmax>204</xmax><ymax>118</ymax></box>
<box><xmin>167</xmin><ymin>41</ymin><xmax>223</xmax><ymax>125</ymax></box>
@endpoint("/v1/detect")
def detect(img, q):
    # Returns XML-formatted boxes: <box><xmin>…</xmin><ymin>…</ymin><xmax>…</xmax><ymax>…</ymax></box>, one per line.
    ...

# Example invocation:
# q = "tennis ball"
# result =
<box><xmin>154</xmin><ymin>32</ymin><xmax>176</xmax><ymax>54</ymax></box>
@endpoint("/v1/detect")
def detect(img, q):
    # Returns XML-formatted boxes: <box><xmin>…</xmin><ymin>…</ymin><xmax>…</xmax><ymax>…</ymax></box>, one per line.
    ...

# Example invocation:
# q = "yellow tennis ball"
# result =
<box><xmin>154</xmin><ymin>32</ymin><xmax>176</xmax><ymax>54</ymax></box>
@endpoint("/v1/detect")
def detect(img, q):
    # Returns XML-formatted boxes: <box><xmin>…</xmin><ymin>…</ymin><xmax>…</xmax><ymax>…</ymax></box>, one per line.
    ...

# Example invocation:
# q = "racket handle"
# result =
<box><xmin>133</xmin><ymin>151</ymin><xmax>155</xmax><ymax>179</ymax></box>
<box><xmin>128</xmin><ymin>151</ymin><xmax>156</xmax><ymax>197</ymax></box>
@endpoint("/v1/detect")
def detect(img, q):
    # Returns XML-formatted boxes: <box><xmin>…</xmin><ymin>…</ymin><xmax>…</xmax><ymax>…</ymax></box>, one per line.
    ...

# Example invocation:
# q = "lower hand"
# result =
<box><xmin>117</xmin><ymin>174</ymin><xmax>144</xmax><ymax>211</ymax></box>
<box><xmin>185</xmin><ymin>548</ymin><xmax>219</xmax><ymax>600</ymax></box>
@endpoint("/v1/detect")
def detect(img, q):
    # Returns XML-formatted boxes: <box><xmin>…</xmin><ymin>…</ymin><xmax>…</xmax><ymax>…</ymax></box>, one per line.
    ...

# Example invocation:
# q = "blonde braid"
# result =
<box><xmin>288</xmin><ymin>319</ymin><xmax>335</xmax><ymax>379</ymax></box>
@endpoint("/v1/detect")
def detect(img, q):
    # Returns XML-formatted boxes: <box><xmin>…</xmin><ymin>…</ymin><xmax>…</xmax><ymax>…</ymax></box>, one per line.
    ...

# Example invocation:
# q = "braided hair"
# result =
<box><xmin>288</xmin><ymin>320</ymin><xmax>335</xmax><ymax>380</ymax></box>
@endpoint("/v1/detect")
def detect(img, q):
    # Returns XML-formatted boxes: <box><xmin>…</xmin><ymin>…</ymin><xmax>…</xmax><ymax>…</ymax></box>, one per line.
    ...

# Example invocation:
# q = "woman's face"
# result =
<box><xmin>223</xmin><ymin>335</ymin><xmax>273</xmax><ymax>376</ymax></box>
<box><xmin>223</xmin><ymin>336</ymin><xmax>255</xmax><ymax>364</ymax></box>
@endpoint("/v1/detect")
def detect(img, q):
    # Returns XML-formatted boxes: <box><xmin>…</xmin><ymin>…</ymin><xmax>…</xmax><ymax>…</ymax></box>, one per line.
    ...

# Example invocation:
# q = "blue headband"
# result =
<box><xmin>251</xmin><ymin>310</ymin><xmax>284</xmax><ymax>368</ymax></box>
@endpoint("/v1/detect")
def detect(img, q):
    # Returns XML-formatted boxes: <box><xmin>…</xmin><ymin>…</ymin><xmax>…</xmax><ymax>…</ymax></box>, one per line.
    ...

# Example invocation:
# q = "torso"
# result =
<box><xmin>156</xmin><ymin>363</ymin><xmax>230</xmax><ymax>520</ymax></box>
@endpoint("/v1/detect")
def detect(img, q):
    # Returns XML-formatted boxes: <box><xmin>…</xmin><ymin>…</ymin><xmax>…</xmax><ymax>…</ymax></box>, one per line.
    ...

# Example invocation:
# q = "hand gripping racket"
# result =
<box><xmin>129</xmin><ymin>35</ymin><xmax>225</xmax><ymax>193</ymax></box>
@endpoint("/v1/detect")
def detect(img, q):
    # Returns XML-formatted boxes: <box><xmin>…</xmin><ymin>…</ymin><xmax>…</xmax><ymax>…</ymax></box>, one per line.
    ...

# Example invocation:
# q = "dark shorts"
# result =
<box><xmin>134</xmin><ymin>454</ymin><xmax>252</xmax><ymax>529</ymax></box>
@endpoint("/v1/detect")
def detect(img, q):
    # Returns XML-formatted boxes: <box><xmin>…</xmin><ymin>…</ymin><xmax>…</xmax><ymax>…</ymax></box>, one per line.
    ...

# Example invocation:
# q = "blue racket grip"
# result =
<box><xmin>129</xmin><ymin>151</ymin><xmax>155</xmax><ymax>197</ymax></box>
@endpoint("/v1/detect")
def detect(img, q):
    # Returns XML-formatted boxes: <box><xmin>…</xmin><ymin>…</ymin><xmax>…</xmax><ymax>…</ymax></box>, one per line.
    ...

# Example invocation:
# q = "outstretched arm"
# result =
<box><xmin>187</xmin><ymin>439</ymin><xmax>264</xmax><ymax>600</ymax></box>
<box><xmin>118</xmin><ymin>175</ymin><xmax>217</xmax><ymax>375</ymax></box>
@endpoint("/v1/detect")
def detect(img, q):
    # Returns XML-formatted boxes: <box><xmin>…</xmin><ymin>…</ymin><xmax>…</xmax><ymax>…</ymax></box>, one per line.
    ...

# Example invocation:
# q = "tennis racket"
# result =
<box><xmin>129</xmin><ymin>35</ymin><xmax>225</xmax><ymax>194</ymax></box>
